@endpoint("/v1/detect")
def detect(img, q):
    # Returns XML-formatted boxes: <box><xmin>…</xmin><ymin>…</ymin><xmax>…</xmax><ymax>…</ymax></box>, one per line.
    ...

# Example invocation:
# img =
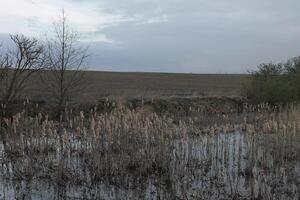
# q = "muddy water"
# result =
<box><xmin>0</xmin><ymin>131</ymin><xmax>299</xmax><ymax>199</ymax></box>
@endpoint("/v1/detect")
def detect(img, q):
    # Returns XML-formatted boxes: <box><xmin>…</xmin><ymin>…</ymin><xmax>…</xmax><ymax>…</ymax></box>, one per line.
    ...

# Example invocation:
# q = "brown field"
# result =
<box><xmin>28</xmin><ymin>71</ymin><xmax>250</xmax><ymax>102</ymax></box>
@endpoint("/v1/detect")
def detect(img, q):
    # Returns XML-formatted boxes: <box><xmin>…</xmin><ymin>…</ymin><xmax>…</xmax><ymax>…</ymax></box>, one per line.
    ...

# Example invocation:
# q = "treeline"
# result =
<box><xmin>244</xmin><ymin>57</ymin><xmax>300</xmax><ymax>105</ymax></box>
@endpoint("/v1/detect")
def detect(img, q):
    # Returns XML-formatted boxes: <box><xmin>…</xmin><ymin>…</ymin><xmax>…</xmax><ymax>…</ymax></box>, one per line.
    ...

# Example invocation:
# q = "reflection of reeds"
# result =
<box><xmin>0</xmin><ymin>102</ymin><xmax>299</xmax><ymax>199</ymax></box>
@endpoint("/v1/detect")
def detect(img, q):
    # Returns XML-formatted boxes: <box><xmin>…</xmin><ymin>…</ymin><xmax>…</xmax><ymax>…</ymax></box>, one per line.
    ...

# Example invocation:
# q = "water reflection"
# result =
<box><xmin>0</xmin><ymin>131</ymin><xmax>299</xmax><ymax>199</ymax></box>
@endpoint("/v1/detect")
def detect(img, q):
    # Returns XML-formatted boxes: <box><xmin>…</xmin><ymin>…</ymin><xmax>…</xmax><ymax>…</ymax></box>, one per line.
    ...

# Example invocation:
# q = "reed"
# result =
<box><xmin>0</xmin><ymin>101</ymin><xmax>299</xmax><ymax>199</ymax></box>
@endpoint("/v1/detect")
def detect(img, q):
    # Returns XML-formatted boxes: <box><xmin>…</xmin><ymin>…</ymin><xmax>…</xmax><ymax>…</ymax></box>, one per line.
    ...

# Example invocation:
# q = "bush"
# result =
<box><xmin>244</xmin><ymin>57</ymin><xmax>300</xmax><ymax>105</ymax></box>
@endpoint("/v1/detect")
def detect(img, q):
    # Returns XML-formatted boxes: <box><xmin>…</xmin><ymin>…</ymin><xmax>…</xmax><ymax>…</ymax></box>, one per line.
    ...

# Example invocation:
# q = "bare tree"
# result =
<box><xmin>41</xmin><ymin>10</ymin><xmax>88</xmax><ymax>115</ymax></box>
<box><xmin>0</xmin><ymin>35</ymin><xmax>44</xmax><ymax>105</ymax></box>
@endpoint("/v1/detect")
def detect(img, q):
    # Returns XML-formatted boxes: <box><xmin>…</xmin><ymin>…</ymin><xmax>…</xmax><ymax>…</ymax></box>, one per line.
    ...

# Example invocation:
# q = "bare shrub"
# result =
<box><xmin>41</xmin><ymin>10</ymin><xmax>88</xmax><ymax>117</ymax></box>
<box><xmin>0</xmin><ymin>35</ymin><xmax>44</xmax><ymax>108</ymax></box>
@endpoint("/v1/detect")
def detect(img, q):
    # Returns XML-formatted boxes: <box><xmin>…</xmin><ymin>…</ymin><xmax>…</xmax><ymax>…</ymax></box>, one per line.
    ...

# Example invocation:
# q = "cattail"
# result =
<box><xmin>69</xmin><ymin>119</ymin><xmax>73</xmax><ymax>129</ymax></box>
<box><xmin>80</xmin><ymin>111</ymin><xmax>84</xmax><ymax>120</ymax></box>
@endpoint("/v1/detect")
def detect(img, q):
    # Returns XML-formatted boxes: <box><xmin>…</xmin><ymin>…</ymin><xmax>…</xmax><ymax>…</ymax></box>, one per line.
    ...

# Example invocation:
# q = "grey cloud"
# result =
<box><xmin>81</xmin><ymin>0</ymin><xmax>300</xmax><ymax>73</ymax></box>
<box><xmin>5</xmin><ymin>0</ymin><xmax>300</xmax><ymax>73</ymax></box>
<box><xmin>87</xmin><ymin>17</ymin><xmax>300</xmax><ymax>73</ymax></box>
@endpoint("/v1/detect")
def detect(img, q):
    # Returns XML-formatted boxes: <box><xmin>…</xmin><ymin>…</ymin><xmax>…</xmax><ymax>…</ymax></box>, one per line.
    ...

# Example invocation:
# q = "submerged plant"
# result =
<box><xmin>0</xmin><ymin>102</ymin><xmax>299</xmax><ymax>199</ymax></box>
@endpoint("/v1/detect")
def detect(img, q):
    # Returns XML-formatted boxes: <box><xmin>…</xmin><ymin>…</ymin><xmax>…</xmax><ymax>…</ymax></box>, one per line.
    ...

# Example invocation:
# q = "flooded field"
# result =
<box><xmin>0</xmin><ymin>105</ymin><xmax>299</xmax><ymax>199</ymax></box>
<box><xmin>0</xmin><ymin>131</ymin><xmax>299</xmax><ymax>199</ymax></box>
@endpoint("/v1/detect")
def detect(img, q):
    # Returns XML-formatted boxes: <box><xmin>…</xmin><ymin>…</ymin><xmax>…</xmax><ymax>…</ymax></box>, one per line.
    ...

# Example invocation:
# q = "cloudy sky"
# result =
<box><xmin>0</xmin><ymin>0</ymin><xmax>300</xmax><ymax>73</ymax></box>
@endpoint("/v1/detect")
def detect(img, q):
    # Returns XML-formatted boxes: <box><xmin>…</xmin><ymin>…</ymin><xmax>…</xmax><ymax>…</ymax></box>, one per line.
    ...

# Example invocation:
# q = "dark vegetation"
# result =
<box><xmin>244</xmin><ymin>56</ymin><xmax>300</xmax><ymax>105</ymax></box>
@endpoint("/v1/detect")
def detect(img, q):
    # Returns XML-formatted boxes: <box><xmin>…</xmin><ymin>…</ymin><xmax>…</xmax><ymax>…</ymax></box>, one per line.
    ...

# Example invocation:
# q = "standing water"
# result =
<box><xmin>0</xmin><ymin>131</ymin><xmax>299</xmax><ymax>199</ymax></box>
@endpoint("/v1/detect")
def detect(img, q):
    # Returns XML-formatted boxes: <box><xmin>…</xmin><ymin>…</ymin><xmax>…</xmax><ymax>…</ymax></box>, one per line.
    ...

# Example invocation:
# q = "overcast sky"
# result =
<box><xmin>0</xmin><ymin>0</ymin><xmax>300</xmax><ymax>73</ymax></box>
